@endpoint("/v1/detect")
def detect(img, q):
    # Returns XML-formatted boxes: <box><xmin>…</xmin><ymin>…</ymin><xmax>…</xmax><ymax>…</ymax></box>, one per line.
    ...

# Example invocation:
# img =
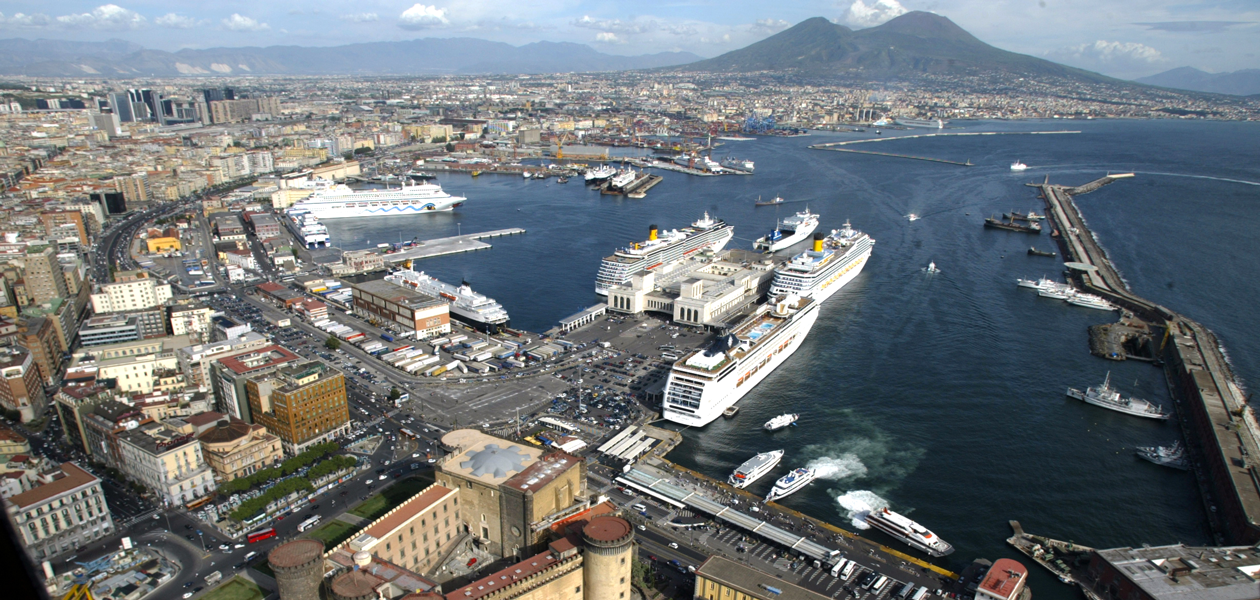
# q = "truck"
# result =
<box><xmin>204</xmin><ymin>571</ymin><xmax>223</xmax><ymax>586</ymax></box>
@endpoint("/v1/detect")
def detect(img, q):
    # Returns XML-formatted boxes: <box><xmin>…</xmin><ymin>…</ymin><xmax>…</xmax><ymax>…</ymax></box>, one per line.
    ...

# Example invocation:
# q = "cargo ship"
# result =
<box><xmin>594</xmin><ymin>214</ymin><xmax>734</xmax><ymax>295</ymax></box>
<box><xmin>383</xmin><ymin>269</ymin><xmax>510</xmax><ymax>333</ymax></box>
<box><xmin>663</xmin><ymin>294</ymin><xmax>820</xmax><ymax>426</ymax></box>
<box><xmin>287</xmin><ymin>180</ymin><xmax>465</xmax><ymax>219</ymax></box>
<box><xmin>768</xmin><ymin>222</ymin><xmax>874</xmax><ymax>304</ymax></box>
<box><xmin>984</xmin><ymin>216</ymin><xmax>1041</xmax><ymax>234</ymax></box>
<box><xmin>754</xmin><ymin>209</ymin><xmax>820</xmax><ymax>252</ymax></box>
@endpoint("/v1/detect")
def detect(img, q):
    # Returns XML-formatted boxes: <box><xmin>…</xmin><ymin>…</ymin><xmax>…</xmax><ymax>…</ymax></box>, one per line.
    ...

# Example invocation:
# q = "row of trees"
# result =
<box><xmin>218</xmin><ymin>442</ymin><xmax>341</xmax><ymax>494</ymax></box>
<box><xmin>228</xmin><ymin>451</ymin><xmax>359</xmax><ymax>522</ymax></box>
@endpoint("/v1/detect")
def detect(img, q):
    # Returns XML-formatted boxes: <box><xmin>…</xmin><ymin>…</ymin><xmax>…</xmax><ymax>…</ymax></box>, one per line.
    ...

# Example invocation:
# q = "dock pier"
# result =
<box><xmin>381</xmin><ymin>228</ymin><xmax>525</xmax><ymax>264</ymax></box>
<box><xmin>812</xmin><ymin>146</ymin><xmax>974</xmax><ymax>166</ymax></box>
<box><xmin>1031</xmin><ymin>174</ymin><xmax>1260</xmax><ymax>546</ymax></box>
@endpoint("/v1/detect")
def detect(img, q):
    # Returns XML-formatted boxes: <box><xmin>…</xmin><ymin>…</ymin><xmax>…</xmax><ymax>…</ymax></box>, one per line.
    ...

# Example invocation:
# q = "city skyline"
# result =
<box><xmin>0</xmin><ymin>1</ymin><xmax>1255</xmax><ymax>80</ymax></box>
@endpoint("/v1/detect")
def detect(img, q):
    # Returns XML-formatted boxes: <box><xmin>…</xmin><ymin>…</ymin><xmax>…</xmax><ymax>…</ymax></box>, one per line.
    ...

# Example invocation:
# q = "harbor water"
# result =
<box><xmin>322</xmin><ymin>120</ymin><xmax>1260</xmax><ymax>598</ymax></box>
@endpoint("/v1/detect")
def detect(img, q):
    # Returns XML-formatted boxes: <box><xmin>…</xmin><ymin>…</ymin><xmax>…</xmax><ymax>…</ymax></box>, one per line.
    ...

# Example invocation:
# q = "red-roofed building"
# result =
<box><xmin>210</xmin><ymin>344</ymin><xmax>300</xmax><ymax>421</ymax></box>
<box><xmin>976</xmin><ymin>559</ymin><xmax>1028</xmax><ymax>600</ymax></box>
<box><xmin>295</xmin><ymin>298</ymin><xmax>327</xmax><ymax>321</ymax></box>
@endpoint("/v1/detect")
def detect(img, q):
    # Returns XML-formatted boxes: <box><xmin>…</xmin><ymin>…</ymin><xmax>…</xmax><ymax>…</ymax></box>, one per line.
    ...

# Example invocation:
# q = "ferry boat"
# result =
<box><xmin>594</xmin><ymin>214</ymin><xmax>734</xmax><ymax>296</ymax></box>
<box><xmin>585</xmin><ymin>165</ymin><xmax>616</xmax><ymax>183</ymax></box>
<box><xmin>1066</xmin><ymin>372</ymin><xmax>1169</xmax><ymax>420</ymax></box>
<box><xmin>720</xmin><ymin>157</ymin><xmax>755</xmax><ymax>173</ymax></box>
<box><xmin>383</xmin><ymin>269</ymin><xmax>510</xmax><ymax>333</ymax></box>
<box><xmin>1136</xmin><ymin>441</ymin><xmax>1190</xmax><ymax>470</ymax></box>
<box><xmin>728</xmin><ymin>450</ymin><xmax>784</xmax><ymax>488</ymax></box>
<box><xmin>754</xmin><ymin>209</ymin><xmax>820</xmax><ymax>252</ymax></box>
<box><xmin>663</xmin><ymin>295</ymin><xmax>820</xmax><ymax>426</ymax></box>
<box><xmin>1010</xmin><ymin>161</ymin><xmax>1028</xmax><ymax>171</ymax></box>
<box><xmin>865</xmin><ymin>507</ymin><xmax>955</xmax><ymax>557</ymax></box>
<box><xmin>764</xmin><ymin>413</ymin><xmax>799</xmax><ymax>431</ymax></box>
<box><xmin>1018</xmin><ymin>277</ymin><xmax>1071</xmax><ymax>294</ymax></box>
<box><xmin>766</xmin><ymin>467</ymin><xmax>816</xmax><ymax>502</ymax></box>
<box><xmin>284</xmin><ymin>209</ymin><xmax>330</xmax><ymax>249</ymax></box>
<box><xmin>896</xmin><ymin>118</ymin><xmax>946</xmax><ymax>129</ymax></box>
<box><xmin>1038</xmin><ymin>287</ymin><xmax>1073</xmax><ymax>300</ymax></box>
<box><xmin>1066</xmin><ymin>292</ymin><xmax>1118</xmax><ymax>311</ymax></box>
<box><xmin>287</xmin><ymin>180</ymin><xmax>466</xmax><ymax>219</ymax></box>
<box><xmin>674</xmin><ymin>153</ymin><xmax>723</xmax><ymax>172</ymax></box>
<box><xmin>609</xmin><ymin>170</ymin><xmax>637</xmax><ymax>191</ymax></box>
<box><xmin>768</xmin><ymin>222</ymin><xmax>875</xmax><ymax>304</ymax></box>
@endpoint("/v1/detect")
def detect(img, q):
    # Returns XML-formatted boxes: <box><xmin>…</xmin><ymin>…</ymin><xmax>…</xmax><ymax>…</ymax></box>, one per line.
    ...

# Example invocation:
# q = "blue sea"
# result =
<box><xmin>322</xmin><ymin>119</ymin><xmax>1260</xmax><ymax>598</ymax></box>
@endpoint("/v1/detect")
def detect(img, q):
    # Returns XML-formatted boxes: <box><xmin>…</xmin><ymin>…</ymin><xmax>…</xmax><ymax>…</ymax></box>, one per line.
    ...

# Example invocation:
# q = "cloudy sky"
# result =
<box><xmin>0</xmin><ymin>0</ymin><xmax>1256</xmax><ymax>79</ymax></box>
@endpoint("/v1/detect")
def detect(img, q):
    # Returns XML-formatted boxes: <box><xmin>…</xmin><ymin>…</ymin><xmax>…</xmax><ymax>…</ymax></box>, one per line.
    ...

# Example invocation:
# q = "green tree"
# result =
<box><xmin>389</xmin><ymin>387</ymin><xmax>402</xmax><ymax>401</ymax></box>
<box><xmin>325</xmin><ymin>336</ymin><xmax>341</xmax><ymax>350</ymax></box>
<box><xmin>430</xmin><ymin>136</ymin><xmax>446</xmax><ymax>144</ymax></box>
<box><xmin>444</xmin><ymin>142</ymin><xmax>456</xmax><ymax>152</ymax></box>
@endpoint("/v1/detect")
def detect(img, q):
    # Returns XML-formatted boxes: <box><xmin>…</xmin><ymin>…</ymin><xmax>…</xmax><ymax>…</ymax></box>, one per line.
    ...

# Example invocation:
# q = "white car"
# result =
<box><xmin>379</xmin><ymin>474</ymin><xmax>387</xmax><ymax>480</ymax></box>
<box><xmin>668</xmin><ymin>542</ymin><xmax>679</xmax><ymax>549</ymax></box>
<box><xmin>234</xmin><ymin>543</ymin><xmax>245</xmax><ymax>549</ymax></box>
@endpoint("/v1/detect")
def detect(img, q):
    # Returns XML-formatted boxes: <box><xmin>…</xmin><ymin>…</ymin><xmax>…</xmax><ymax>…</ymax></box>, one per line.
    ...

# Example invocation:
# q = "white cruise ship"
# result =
<box><xmin>663</xmin><ymin>295</ymin><xmax>821</xmax><ymax>427</ymax></box>
<box><xmin>383</xmin><ymin>269</ymin><xmax>510</xmax><ymax>333</ymax></box>
<box><xmin>865</xmin><ymin>507</ymin><xmax>954</xmax><ymax>557</ymax></box>
<box><xmin>754</xmin><ymin>210</ymin><xmax>820</xmax><ymax>252</ymax></box>
<box><xmin>766</xmin><ymin>467</ymin><xmax>816</xmax><ymax>502</ymax></box>
<box><xmin>728</xmin><ymin>449</ymin><xmax>783</xmax><ymax>488</ymax></box>
<box><xmin>769</xmin><ymin>222</ymin><xmax>874</xmax><ymax>303</ymax></box>
<box><xmin>287</xmin><ymin>180</ymin><xmax>466</xmax><ymax>219</ymax></box>
<box><xmin>594</xmin><ymin>214</ymin><xmax>734</xmax><ymax>296</ymax></box>
<box><xmin>585</xmin><ymin>165</ymin><xmax>616</xmax><ymax>183</ymax></box>
<box><xmin>284</xmin><ymin>209</ymin><xmax>330</xmax><ymax>249</ymax></box>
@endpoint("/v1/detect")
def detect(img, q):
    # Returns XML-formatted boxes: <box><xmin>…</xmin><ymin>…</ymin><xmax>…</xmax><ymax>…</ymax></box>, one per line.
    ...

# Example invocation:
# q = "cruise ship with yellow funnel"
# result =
<box><xmin>594</xmin><ymin>214</ymin><xmax>734</xmax><ymax>295</ymax></box>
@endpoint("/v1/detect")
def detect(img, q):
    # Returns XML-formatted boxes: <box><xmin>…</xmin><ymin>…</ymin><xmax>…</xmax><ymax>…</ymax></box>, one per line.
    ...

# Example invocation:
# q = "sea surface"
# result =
<box><xmin>323</xmin><ymin>120</ymin><xmax>1260</xmax><ymax>598</ymax></box>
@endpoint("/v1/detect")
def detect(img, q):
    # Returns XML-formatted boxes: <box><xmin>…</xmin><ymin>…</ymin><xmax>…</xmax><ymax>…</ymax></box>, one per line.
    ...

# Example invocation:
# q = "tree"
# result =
<box><xmin>430</xmin><ymin>136</ymin><xmax>446</xmax><ymax>144</ymax></box>
<box><xmin>325</xmin><ymin>336</ymin><xmax>341</xmax><ymax>350</ymax></box>
<box><xmin>444</xmin><ymin>142</ymin><xmax>456</xmax><ymax>153</ymax></box>
<box><xmin>388</xmin><ymin>387</ymin><xmax>402</xmax><ymax>401</ymax></box>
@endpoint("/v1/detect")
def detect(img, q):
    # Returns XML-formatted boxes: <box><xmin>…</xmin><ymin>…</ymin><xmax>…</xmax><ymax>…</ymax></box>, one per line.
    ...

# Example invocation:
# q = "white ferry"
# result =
<box><xmin>764</xmin><ymin>413</ymin><xmax>799</xmax><ymax>431</ymax></box>
<box><xmin>663</xmin><ymin>295</ymin><xmax>820</xmax><ymax>427</ymax></box>
<box><xmin>1067</xmin><ymin>292</ymin><xmax>1118</xmax><ymax>311</ymax></box>
<box><xmin>766</xmin><ymin>467</ymin><xmax>816</xmax><ymax>502</ymax></box>
<box><xmin>728</xmin><ymin>449</ymin><xmax>784</xmax><ymax>488</ymax></box>
<box><xmin>754</xmin><ymin>209</ymin><xmax>820</xmax><ymax>252</ymax></box>
<box><xmin>594</xmin><ymin>214</ymin><xmax>734</xmax><ymax>296</ymax></box>
<box><xmin>384</xmin><ymin>269</ymin><xmax>510</xmax><ymax>333</ymax></box>
<box><xmin>768</xmin><ymin>222</ymin><xmax>874</xmax><ymax>304</ymax></box>
<box><xmin>287</xmin><ymin>180</ymin><xmax>465</xmax><ymax>219</ymax></box>
<box><xmin>865</xmin><ymin>507</ymin><xmax>954</xmax><ymax>557</ymax></box>
<box><xmin>585</xmin><ymin>165</ymin><xmax>616</xmax><ymax>183</ymax></box>
<box><xmin>284</xmin><ymin>209</ymin><xmax>330</xmax><ymax>249</ymax></box>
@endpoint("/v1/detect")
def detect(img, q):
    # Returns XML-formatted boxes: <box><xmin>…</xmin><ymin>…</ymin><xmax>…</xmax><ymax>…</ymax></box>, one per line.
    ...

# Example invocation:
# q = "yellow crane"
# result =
<box><xmin>555</xmin><ymin>132</ymin><xmax>574</xmax><ymax>160</ymax></box>
<box><xmin>62</xmin><ymin>584</ymin><xmax>95</xmax><ymax>600</ymax></box>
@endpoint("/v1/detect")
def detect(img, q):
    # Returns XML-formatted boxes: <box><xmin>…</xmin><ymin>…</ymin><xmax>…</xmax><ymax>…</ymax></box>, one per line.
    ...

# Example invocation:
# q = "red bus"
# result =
<box><xmin>247</xmin><ymin>528</ymin><xmax>277</xmax><ymax>544</ymax></box>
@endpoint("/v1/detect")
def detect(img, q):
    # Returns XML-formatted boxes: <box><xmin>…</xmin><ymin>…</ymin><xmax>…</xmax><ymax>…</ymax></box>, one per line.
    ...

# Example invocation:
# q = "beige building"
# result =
<box><xmin>343</xmin><ymin>483</ymin><xmax>461</xmax><ymax>574</ymax></box>
<box><xmin>90</xmin><ymin>271</ymin><xmax>172</xmax><ymax>314</ymax></box>
<box><xmin>350</xmin><ymin>279</ymin><xmax>450</xmax><ymax>340</ymax></box>
<box><xmin>192</xmin><ymin>413</ymin><xmax>281</xmax><ymax>482</ymax></box>
<box><xmin>436</xmin><ymin>430</ymin><xmax>586</xmax><ymax>558</ymax></box>
<box><xmin>168</xmin><ymin>304</ymin><xmax>215</xmax><ymax>342</ymax></box>
<box><xmin>6</xmin><ymin>462</ymin><xmax>115</xmax><ymax>561</ymax></box>
<box><xmin>695</xmin><ymin>556</ymin><xmax>831</xmax><ymax>600</ymax></box>
<box><xmin>117</xmin><ymin>420</ymin><xmax>214</xmax><ymax>505</ymax></box>
<box><xmin>23</xmin><ymin>246</ymin><xmax>67</xmax><ymax>304</ymax></box>
<box><xmin>68</xmin><ymin>335</ymin><xmax>193</xmax><ymax>394</ymax></box>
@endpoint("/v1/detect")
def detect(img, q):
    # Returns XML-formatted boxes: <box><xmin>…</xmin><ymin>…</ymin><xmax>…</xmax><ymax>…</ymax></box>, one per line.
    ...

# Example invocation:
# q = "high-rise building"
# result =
<box><xmin>17</xmin><ymin>316</ymin><xmax>62</xmax><ymax>385</ymax></box>
<box><xmin>210</xmin><ymin>344</ymin><xmax>300</xmax><ymax>421</ymax></box>
<box><xmin>90</xmin><ymin>112</ymin><xmax>121</xmax><ymax>137</ymax></box>
<box><xmin>116</xmin><ymin>419</ymin><xmax>214</xmax><ymax>505</ymax></box>
<box><xmin>40</xmin><ymin>211</ymin><xmax>89</xmax><ymax>247</ymax></box>
<box><xmin>246</xmin><ymin>362</ymin><xmax>350</xmax><ymax>455</ymax></box>
<box><xmin>113</xmin><ymin>173</ymin><xmax>148</xmax><ymax>204</ymax></box>
<box><xmin>108</xmin><ymin>92</ymin><xmax>135</xmax><ymax>122</ymax></box>
<box><xmin>5</xmin><ymin>462</ymin><xmax>115</xmax><ymax>561</ymax></box>
<box><xmin>89</xmin><ymin>272</ymin><xmax>172</xmax><ymax>314</ymax></box>
<box><xmin>23</xmin><ymin>246</ymin><xmax>67</xmax><ymax>304</ymax></box>
<box><xmin>0</xmin><ymin>347</ymin><xmax>48</xmax><ymax>422</ymax></box>
<box><xmin>53</xmin><ymin>384</ymin><xmax>114</xmax><ymax>457</ymax></box>
<box><xmin>89</xmin><ymin>191</ymin><xmax>126</xmax><ymax>215</ymax></box>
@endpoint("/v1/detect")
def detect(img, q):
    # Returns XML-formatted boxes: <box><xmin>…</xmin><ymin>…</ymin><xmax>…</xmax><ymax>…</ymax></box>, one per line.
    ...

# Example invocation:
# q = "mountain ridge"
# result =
<box><xmin>1135</xmin><ymin>67</ymin><xmax>1260</xmax><ymax>96</ymax></box>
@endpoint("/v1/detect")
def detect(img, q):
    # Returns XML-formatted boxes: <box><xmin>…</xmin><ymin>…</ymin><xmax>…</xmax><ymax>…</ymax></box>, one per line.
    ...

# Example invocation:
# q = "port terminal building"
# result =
<box><xmin>606</xmin><ymin>250</ymin><xmax>778</xmax><ymax>327</ymax></box>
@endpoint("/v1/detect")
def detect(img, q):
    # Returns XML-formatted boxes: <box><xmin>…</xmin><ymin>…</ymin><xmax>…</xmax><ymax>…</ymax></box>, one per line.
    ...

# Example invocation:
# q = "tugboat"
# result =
<box><xmin>1067</xmin><ymin>372</ymin><xmax>1169</xmax><ymax>420</ymax></box>
<box><xmin>1136</xmin><ymin>441</ymin><xmax>1190</xmax><ymax>470</ymax></box>
<box><xmin>755</xmin><ymin>196</ymin><xmax>786</xmax><ymax>206</ymax></box>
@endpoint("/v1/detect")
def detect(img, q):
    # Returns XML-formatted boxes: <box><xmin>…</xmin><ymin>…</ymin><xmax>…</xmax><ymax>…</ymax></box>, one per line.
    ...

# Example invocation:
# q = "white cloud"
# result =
<box><xmin>398</xmin><ymin>4</ymin><xmax>449</xmax><ymax>30</ymax></box>
<box><xmin>222</xmin><ymin>13</ymin><xmax>270</xmax><ymax>32</ymax></box>
<box><xmin>572</xmin><ymin>15</ymin><xmax>653</xmax><ymax>35</ymax></box>
<box><xmin>0</xmin><ymin>12</ymin><xmax>54</xmax><ymax>27</ymax></box>
<box><xmin>55</xmin><ymin>4</ymin><xmax>146</xmax><ymax>30</ymax></box>
<box><xmin>156</xmin><ymin>13</ymin><xmax>201</xmax><ymax>29</ymax></box>
<box><xmin>844</xmin><ymin>0</ymin><xmax>908</xmax><ymax>28</ymax></box>
<box><xmin>595</xmin><ymin>32</ymin><xmax>624</xmax><ymax>44</ymax></box>
<box><xmin>750</xmin><ymin>18</ymin><xmax>791</xmax><ymax>33</ymax></box>
<box><xmin>1046</xmin><ymin>40</ymin><xmax>1168</xmax><ymax>78</ymax></box>
<box><xmin>340</xmin><ymin>13</ymin><xmax>379</xmax><ymax>23</ymax></box>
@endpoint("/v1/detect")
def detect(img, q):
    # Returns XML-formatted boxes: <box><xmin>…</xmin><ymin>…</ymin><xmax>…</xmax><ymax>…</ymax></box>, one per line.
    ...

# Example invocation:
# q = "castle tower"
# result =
<box><xmin>269</xmin><ymin>539</ymin><xmax>325</xmax><ymax>600</ymax></box>
<box><xmin>582</xmin><ymin>517</ymin><xmax>634</xmax><ymax>600</ymax></box>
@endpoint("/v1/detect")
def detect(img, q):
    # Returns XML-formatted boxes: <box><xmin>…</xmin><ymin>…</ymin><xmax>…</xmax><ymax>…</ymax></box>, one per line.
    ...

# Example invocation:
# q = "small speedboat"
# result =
<box><xmin>906</xmin><ymin>213</ymin><xmax>920</xmax><ymax>222</ymax></box>
<box><xmin>924</xmin><ymin>261</ymin><xmax>939</xmax><ymax>273</ymax></box>
<box><xmin>1011</xmin><ymin>161</ymin><xmax>1028</xmax><ymax>171</ymax></box>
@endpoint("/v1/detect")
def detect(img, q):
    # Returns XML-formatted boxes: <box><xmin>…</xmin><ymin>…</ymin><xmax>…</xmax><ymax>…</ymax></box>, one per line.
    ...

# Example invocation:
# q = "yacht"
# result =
<box><xmin>1010</xmin><ymin>161</ymin><xmax>1028</xmax><ymax>171</ymax></box>
<box><xmin>1136</xmin><ymin>441</ymin><xmax>1190</xmax><ymax>470</ymax></box>
<box><xmin>865</xmin><ymin>507</ymin><xmax>954</xmax><ymax>557</ymax></box>
<box><xmin>1067</xmin><ymin>292</ymin><xmax>1118</xmax><ymax>311</ymax></box>
<box><xmin>764</xmin><ymin>413</ymin><xmax>799</xmax><ymax>431</ymax></box>
<box><xmin>765</xmin><ymin>467</ymin><xmax>816</xmax><ymax>502</ymax></box>
<box><xmin>729</xmin><ymin>450</ymin><xmax>784</xmax><ymax>488</ymax></box>
<box><xmin>754</xmin><ymin>209</ymin><xmax>820</xmax><ymax>252</ymax></box>
<box><xmin>1066</xmin><ymin>372</ymin><xmax>1169</xmax><ymax>419</ymax></box>
<box><xmin>925</xmin><ymin>261</ymin><xmax>939</xmax><ymax>273</ymax></box>
<box><xmin>768</xmin><ymin>222</ymin><xmax>875</xmax><ymax>304</ymax></box>
<box><xmin>906</xmin><ymin>214</ymin><xmax>920</xmax><ymax>222</ymax></box>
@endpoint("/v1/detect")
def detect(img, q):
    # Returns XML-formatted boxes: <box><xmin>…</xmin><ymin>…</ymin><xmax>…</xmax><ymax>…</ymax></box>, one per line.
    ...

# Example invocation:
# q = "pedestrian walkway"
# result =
<box><xmin>335</xmin><ymin>512</ymin><xmax>369</xmax><ymax>526</ymax></box>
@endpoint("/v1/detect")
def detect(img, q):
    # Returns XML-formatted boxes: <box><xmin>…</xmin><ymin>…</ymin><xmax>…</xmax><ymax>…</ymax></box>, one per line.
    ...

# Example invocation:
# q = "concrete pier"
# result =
<box><xmin>382</xmin><ymin>228</ymin><xmax>525</xmax><ymax>264</ymax></box>
<box><xmin>1031</xmin><ymin>175</ymin><xmax>1260</xmax><ymax>545</ymax></box>
<box><xmin>812</xmin><ymin>146</ymin><xmax>974</xmax><ymax>166</ymax></box>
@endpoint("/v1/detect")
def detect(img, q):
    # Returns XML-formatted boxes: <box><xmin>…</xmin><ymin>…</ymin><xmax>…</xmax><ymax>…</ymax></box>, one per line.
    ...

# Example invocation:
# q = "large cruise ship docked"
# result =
<box><xmin>768</xmin><ymin>221</ymin><xmax>874</xmax><ymax>303</ymax></box>
<box><xmin>284</xmin><ymin>209</ymin><xmax>330</xmax><ymax>249</ymax></box>
<box><xmin>865</xmin><ymin>507</ymin><xmax>954</xmax><ymax>557</ymax></box>
<box><xmin>594</xmin><ymin>214</ymin><xmax>734</xmax><ymax>295</ymax></box>
<box><xmin>663</xmin><ymin>295</ymin><xmax>821</xmax><ymax>427</ymax></box>
<box><xmin>384</xmin><ymin>269</ymin><xmax>510</xmax><ymax>333</ymax></box>
<box><xmin>287</xmin><ymin>180</ymin><xmax>466</xmax><ymax>219</ymax></box>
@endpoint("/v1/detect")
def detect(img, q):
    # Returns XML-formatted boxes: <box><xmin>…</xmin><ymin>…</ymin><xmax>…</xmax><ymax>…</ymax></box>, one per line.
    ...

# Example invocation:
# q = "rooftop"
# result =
<box><xmin>353</xmin><ymin>279</ymin><xmax>445</xmax><ymax>310</ymax></box>
<box><xmin>118</xmin><ymin>421</ymin><xmax>197</xmax><ymax>455</ymax></box>
<box><xmin>440</xmin><ymin>429</ymin><xmax>543</xmax><ymax>485</ymax></box>
<box><xmin>7</xmin><ymin>462</ymin><xmax>98</xmax><ymax>509</ymax></box>
<box><xmin>267</xmin><ymin>539</ymin><xmax>323</xmax><ymax>569</ymax></box>
<box><xmin>326</xmin><ymin>548</ymin><xmax>438</xmax><ymax>597</ymax></box>
<box><xmin>358</xmin><ymin>484</ymin><xmax>455</xmax><ymax>543</ymax></box>
<box><xmin>1095</xmin><ymin>544</ymin><xmax>1260</xmax><ymax>600</ymax></box>
<box><xmin>503</xmin><ymin>451</ymin><xmax>579</xmax><ymax>493</ymax></box>
<box><xmin>445</xmin><ymin>547</ymin><xmax>574</xmax><ymax>600</ymax></box>
<box><xmin>215</xmin><ymin>345</ymin><xmax>300</xmax><ymax>375</ymax></box>
<box><xmin>978</xmin><ymin>559</ymin><xmax>1027</xmax><ymax>599</ymax></box>
<box><xmin>695</xmin><ymin>555</ymin><xmax>831</xmax><ymax>600</ymax></box>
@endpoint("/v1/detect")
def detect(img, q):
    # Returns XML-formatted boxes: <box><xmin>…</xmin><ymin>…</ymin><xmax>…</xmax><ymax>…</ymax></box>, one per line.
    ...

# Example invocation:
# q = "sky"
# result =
<box><xmin>0</xmin><ymin>0</ymin><xmax>1257</xmax><ymax>79</ymax></box>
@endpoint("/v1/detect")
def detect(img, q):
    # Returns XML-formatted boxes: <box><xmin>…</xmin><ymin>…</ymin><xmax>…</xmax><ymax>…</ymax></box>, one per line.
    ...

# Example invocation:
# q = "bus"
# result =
<box><xmin>247</xmin><ymin>528</ymin><xmax>277</xmax><ymax>543</ymax></box>
<box><xmin>298</xmin><ymin>515</ymin><xmax>322</xmax><ymax>532</ymax></box>
<box><xmin>185</xmin><ymin>495</ymin><xmax>214</xmax><ymax>511</ymax></box>
<box><xmin>399</xmin><ymin>428</ymin><xmax>417</xmax><ymax>439</ymax></box>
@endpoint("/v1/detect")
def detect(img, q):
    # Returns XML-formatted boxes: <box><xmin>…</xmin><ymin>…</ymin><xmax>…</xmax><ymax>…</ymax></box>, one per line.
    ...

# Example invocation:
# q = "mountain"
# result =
<box><xmin>1135</xmin><ymin>67</ymin><xmax>1260</xmax><ymax>96</ymax></box>
<box><xmin>0</xmin><ymin>38</ymin><xmax>702</xmax><ymax>77</ymax></box>
<box><xmin>678</xmin><ymin>12</ymin><xmax>1116</xmax><ymax>82</ymax></box>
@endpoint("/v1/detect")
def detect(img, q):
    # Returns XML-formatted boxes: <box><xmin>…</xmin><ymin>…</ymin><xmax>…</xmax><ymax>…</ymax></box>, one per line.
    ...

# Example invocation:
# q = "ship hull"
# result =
<box><xmin>865</xmin><ymin>516</ymin><xmax>954</xmax><ymax>557</ymax></box>
<box><xmin>1066</xmin><ymin>388</ymin><xmax>1168</xmax><ymax>419</ymax></box>
<box><xmin>594</xmin><ymin>227</ymin><xmax>734</xmax><ymax>296</ymax></box>
<box><xmin>663</xmin><ymin>303</ymin><xmax>820</xmax><ymax>427</ymax></box>
<box><xmin>293</xmin><ymin>197</ymin><xmax>464</xmax><ymax>219</ymax></box>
